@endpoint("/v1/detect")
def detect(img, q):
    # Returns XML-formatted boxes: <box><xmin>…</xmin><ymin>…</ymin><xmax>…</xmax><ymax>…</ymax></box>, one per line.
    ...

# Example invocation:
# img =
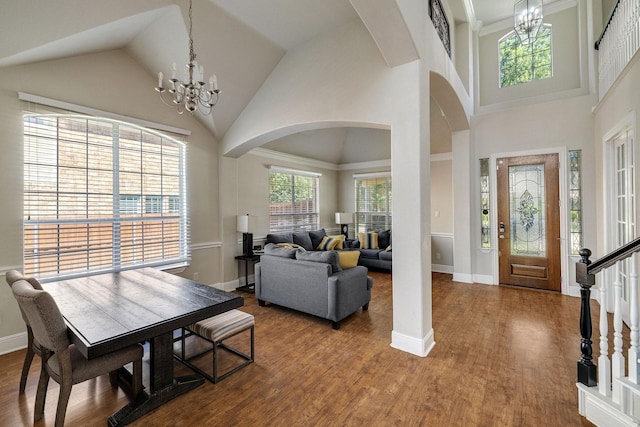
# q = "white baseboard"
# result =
<box><xmin>452</xmin><ymin>272</ymin><xmax>473</xmax><ymax>283</ymax></box>
<box><xmin>473</xmin><ymin>274</ymin><xmax>495</xmax><ymax>285</ymax></box>
<box><xmin>390</xmin><ymin>328</ymin><xmax>435</xmax><ymax>357</ymax></box>
<box><xmin>213</xmin><ymin>275</ymin><xmax>255</xmax><ymax>292</ymax></box>
<box><xmin>432</xmin><ymin>264</ymin><xmax>454</xmax><ymax>274</ymax></box>
<box><xmin>0</xmin><ymin>332</ymin><xmax>27</xmax><ymax>356</ymax></box>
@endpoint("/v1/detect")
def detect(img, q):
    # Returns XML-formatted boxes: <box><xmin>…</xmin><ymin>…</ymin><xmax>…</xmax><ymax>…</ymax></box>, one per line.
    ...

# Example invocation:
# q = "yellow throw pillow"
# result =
<box><xmin>358</xmin><ymin>232</ymin><xmax>379</xmax><ymax>249</ymax></box>
<box><xmin>337</xmin><ymin>250</ymin><xmax>360</xmax><ymax>269</ymax></box>
<box><xmin>328</xmin><ymin>234</ymin><xmax>345</xmax><ymax>250</ymax></box>
<box><xmin>316</xmin><ymin>235</ymin><xmax>340</xmax><ymax>251</ymax></box>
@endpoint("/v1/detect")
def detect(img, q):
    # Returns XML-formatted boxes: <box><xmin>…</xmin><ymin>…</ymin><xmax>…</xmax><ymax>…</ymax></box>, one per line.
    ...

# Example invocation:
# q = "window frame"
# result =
<box><xmin>23</xmin><ymin>114</ymin><xmax>190</xmax><ymax>281</ymax></box>
<box><xmin>499</xmin><ymin>24</ymin><xmax>552</xmax><ymax>88</ymax></box>
<box><xmin>268</xmin><ymin>166</ymin><xmax>320</xmax><ymax>233</ymax></box>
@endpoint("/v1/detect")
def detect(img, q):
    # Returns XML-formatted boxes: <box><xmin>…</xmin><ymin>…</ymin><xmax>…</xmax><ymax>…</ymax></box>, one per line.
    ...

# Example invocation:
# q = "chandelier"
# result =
<box><xmin>514</xmin><ymin>0</ymin><xmax>543</xmax><ymax>45</ymax></box>
<box><xmin>155</xmin><ymin>0</ymin><xmax>220</xmax><ymax>115</ymax></box>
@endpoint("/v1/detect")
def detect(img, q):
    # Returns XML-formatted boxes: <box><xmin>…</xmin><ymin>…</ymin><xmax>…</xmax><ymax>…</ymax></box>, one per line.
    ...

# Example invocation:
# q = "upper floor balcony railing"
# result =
<box><xmin>595</xmin><ymin>0</ymin><xmax>640</xmax><ymax>100</ymax></box>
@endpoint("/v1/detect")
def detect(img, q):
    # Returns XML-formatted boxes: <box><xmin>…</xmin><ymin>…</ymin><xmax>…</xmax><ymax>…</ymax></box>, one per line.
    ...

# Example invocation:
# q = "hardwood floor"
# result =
<box><xmin>0</xmin><ymin>272</ymin><xmax>594</xmax><ymax>426</ymax></box>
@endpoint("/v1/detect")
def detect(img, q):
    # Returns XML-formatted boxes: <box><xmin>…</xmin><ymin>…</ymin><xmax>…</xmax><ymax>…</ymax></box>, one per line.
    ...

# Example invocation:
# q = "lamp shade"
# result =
<box><xmin>335</xmin><ymin>212</ymin><xmax>353</xmax><ymax>225</ymax></box>
<box><xmin>236</xmin><ymin>214</ymin><xmax>255</xmax><ymax>233</ymax></box>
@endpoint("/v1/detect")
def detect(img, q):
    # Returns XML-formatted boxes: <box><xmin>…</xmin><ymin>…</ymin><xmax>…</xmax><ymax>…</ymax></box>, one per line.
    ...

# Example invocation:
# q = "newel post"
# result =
<box><xmin>576</xmin><ymin>248</ymin><xmax>597</xmax><ymax>386</ymax></box>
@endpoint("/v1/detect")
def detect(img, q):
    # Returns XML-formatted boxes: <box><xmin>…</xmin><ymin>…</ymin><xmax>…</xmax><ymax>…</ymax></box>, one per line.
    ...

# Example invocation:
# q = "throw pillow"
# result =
<box><xmin>327</xmin><ymin>234</ymin><xmax>345</xmax><ymax>250</ymax></box>
<box><xmin>293</xmin><ymin>232</ymin><xmax>314</xmax><ymax>251</ymax></box>
<box><xmin>295</xmin><ymin>250</ymin><xmax>342</xmax><ymax>273</ymax></box>
<box><xmin>358</xmin><ymin>232</ymin><xmax>379</xmax><ymax>249</ymax></box>
<box><xmin>266</xmin><ymin>233</ymin><xmax>293</xmax><ymax>244</ymax></box>
<box><xmin>276</xmin><ymin>243</ymin><xmax>306</xmax><ymax>251</ymax></box>
<box><xmin>385</xmin><ymin>245</ymin><xmax>392</xmax><ymax>252</ymax></box>
<box><xmin>316</xmin><ymin>235</ymin><xmax>340</xmax><ymax>251</ymax></box>
<box><xmin>378</xmin><ymin>229</ymin><xmax>391</xmax><ymax>250</ymax></box>
<box><xmin>308</xmin><ymin>228</ymin><xmax>327</xmax><ymax>249</ymax></box>
<box><xmin>264</xmin><ymin>243</ymin><xmax>298</xmax><ymax>258</ymax></box>
<box><xmin>337</xmin><ymin>250</ymin><xmax>360</xmax><ymax>269</ymax></box>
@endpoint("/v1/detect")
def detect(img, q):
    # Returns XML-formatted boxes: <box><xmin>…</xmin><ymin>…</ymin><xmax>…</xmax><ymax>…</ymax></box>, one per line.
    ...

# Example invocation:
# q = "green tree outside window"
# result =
<box><xmin>499</xmin><ymin>25</ymin><xmax>552</xmax><ymax>88</ymax></box>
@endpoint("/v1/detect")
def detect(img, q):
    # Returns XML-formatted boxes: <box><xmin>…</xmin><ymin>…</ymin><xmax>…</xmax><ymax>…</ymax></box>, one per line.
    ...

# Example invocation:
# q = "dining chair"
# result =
<box><xmin>10</xmin><ymin>278</ymin><xmax>144</xmax><ymax>427</ymax></box>
<box><xmin>5</xmin><ymin>270</ymin><xmax>43</xmax><ymax>393</ymax></box>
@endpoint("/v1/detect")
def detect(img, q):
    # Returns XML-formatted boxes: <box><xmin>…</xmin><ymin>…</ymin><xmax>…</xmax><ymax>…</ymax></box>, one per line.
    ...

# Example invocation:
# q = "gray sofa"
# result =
<box><xmin>348</xmin><ymin>229</ymin><xmax>392</xmax><ymax>272</ymax></box>
<box><xmin>266</xmin><ymin>228</ymin><xmax>392</xmax><ymax>272</ymax></box>
<box><xmin>255</xmin><ymin>244</ymin><xmax>373</xmax><ymax>329</ymax></box>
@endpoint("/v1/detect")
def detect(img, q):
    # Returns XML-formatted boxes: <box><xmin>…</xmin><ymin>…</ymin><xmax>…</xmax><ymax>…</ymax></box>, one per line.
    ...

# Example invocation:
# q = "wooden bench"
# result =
<box><xmin>175</xmin><ymin>309</ymin><xmax>255</xmax><ymax>383</ymax></box>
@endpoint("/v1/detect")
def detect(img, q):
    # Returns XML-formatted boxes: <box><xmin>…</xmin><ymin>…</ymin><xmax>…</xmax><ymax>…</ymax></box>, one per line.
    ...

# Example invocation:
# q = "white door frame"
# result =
<box><xmin>602</xmin><ymin>112</ymin><xmax>637</xmax><ymax>317</ymax></box>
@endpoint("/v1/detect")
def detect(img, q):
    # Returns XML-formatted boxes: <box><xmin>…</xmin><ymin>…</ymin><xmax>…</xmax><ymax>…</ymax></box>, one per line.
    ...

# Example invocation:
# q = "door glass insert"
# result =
<box><xmin>509</xmin><ymin>163</ymin><xmax>546</xmax><ymax>257</ymax></box>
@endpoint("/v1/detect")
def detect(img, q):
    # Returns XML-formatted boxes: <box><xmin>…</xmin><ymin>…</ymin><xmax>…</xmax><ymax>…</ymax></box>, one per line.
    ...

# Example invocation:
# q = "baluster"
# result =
<box><xmin>629</xmin><ymin>253</ymin><xmax>640</xmax><ymax>384</ymax></box>
<box><xmin>612</xmin><ymin>260</ymin><xmax>625</xmax><ymax>404</ymax></box>
<box><xmin>599</xmin><ymin>270</ymin><xmax>611</xmax><ymax>396</ymax></box>
<box><xmin>577</xmin><ymin>249</ymin><xmax>597</xmax><ymax>386</ymax></box>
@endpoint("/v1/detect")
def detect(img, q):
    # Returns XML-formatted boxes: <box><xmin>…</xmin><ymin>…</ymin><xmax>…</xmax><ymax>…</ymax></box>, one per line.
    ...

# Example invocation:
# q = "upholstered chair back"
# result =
<box><xmin>10</xmin><ymin>280</ymin><xmax>70</xmax><ymax>354</ymax></box>
<box><xmin>6</xmin><ymin>270</ymin><xmax>44</xmax><ymax>325</ymax></box>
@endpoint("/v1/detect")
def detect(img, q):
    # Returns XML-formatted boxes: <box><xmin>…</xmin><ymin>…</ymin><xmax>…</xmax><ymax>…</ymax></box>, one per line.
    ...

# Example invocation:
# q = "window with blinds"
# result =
<box><xmin>268</xmin><ymin>167</ymin><xmax>319</xmax><ymax>233</ymax></box>
<box><xmin>23</xmin><ymin>114</ymin><xmax>189</xmax><ymax>281</ymax></box>
<box><xmin>355</xmin><ymin>173</ymin><xmax>392</xmax><ymax>232</ymax></box>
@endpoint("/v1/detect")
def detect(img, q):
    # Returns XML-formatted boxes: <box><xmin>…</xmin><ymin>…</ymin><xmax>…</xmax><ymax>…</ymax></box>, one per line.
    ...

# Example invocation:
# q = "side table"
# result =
<box><xmin>235</xmin><ymin>254</ymin><xmax>261</xmax><ymax>293</ymax></box>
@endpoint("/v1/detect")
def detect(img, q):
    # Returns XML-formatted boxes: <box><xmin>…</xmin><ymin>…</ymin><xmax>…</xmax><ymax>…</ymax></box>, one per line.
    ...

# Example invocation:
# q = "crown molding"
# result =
<box><xmin>250</xmin><ymin>147</ymin><xmax>338</xmax><ymax>170</ymax></box>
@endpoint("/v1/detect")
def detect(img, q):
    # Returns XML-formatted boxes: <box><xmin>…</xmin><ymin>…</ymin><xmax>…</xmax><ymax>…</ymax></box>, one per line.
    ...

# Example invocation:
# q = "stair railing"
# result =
<box><xmin>577</xmin><ymin>236</ymin><xmax>640</xmax><ymax>411</ymax></box>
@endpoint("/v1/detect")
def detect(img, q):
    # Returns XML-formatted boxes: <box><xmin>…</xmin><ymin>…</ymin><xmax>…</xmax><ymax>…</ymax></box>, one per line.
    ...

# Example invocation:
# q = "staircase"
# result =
<box><xmin>576</xmin><ymin>238</ymin><xmax>640</xmax><ymax>426</ymax></box>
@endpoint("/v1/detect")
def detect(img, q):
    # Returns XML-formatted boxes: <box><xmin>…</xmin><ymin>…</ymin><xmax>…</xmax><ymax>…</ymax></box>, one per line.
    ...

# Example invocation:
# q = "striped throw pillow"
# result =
<box><xmin>358</xmin><ymin>232</ymin><xmax>379</xmax><ymax>249</ymax></box>
<box><xmin>316</xmin><ymin>235</ymin><xmax>340</xmax><ymax>251</ymax></box>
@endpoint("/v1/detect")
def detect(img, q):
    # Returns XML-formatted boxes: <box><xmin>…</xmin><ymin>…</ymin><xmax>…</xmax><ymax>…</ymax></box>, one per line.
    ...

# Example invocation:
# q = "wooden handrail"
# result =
<box><xmin>586</xmin><ymin>235</ymin><xmax>640</xmax><ymax>275</ymax></box>
<box><xmin>595</xmin><ymin>0</ymin><xmax>621</xmax><ymax>50</ymax></box>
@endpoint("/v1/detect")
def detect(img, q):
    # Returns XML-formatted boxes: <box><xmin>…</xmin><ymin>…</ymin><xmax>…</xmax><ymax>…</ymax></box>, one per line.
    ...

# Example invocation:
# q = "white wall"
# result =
<box><xmin>470</xmin><ymin>94</ymin><xmax>597</xmax><ymax>291</ymax></box>
<box><xmin>477</xmin><ymin>3</ymin><xmax>586</xmax><ymax>109</ymax></box>
<box><xmin>0</xmin><ymin>49</ymin><xmax>222</xmax><ymax>345</ymax></box>
<box><xmin>592</xmin><ymin>55</ymin><xmax>640</xmax><ymax>264</ymax></box>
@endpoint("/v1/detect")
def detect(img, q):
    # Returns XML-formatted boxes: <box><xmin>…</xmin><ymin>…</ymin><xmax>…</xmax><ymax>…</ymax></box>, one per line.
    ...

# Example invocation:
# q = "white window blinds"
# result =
<box><xmin>23</xmin><ymin>114</ymin><xmax>190</xmax><ymax>281</ymax></box>
<box><xmin>269</xmin><ymin>167</ymin><xmax>320</xmax><ymax>233</ymax></box>
<box><xmin>354</xmin><ymin>173</ymin><xmax>392</xmax><ymax>233</ymax></box>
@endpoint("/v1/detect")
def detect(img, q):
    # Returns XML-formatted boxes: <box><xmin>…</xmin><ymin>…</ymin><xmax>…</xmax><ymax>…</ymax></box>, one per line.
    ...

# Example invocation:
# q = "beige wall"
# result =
<box><xmin>0</xmin><ymin>49</ymin><xmax>222</xmax><ymax>340</ymax></box>
<box><xmin>430</xmin><ymin>159</ymin><xmax>453</xmax><ymax>234</ymax></box>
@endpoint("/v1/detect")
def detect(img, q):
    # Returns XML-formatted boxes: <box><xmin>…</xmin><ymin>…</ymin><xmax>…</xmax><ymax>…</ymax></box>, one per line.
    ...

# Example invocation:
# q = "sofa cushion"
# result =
<box><xmin>266</xmin><ymin>233</ymin><xmax>293</xmax><ymax>244</ymax></box>
<box><xmin>359</xmin><ymin>249</ymin><xmax>382</xmax><ymax>259</ymax></box>
<box><xmin>264</xmin><ymin>243</ymin><xmax>298</xmax><ymax>258</ymax></box>
<box><xmin>295</xmin><ymin>250</ymin><xmax>341</xmax><ymax>273</ymax></box>
<box><xmin>379</xmin><ymin>250</ymin><xmax>392</xmax><ymax>262</ymax></box>
<box><xmin>358</xmin><ymin>232</ymin><xmax>379</xmax><ymax>249</ymax></box>
<box><xmin>316</xmin><ymin>235</ymin><xmax>341</xmax><ymax>251</ymax></box>
<box><xmin>337</xmin><ymin>250</ymin><xmax>360</xmax><ymax>269</ymax></box>
<box><xmin>327</xmin><ymin>234</ymin><xmax>345</xmax><ymax>249</ymax></box>
<box><xmin>308</xmin><ymin>229</ymin><xmax>327</xmax><ymax>249</ymax></box>
<box><xmin>378</xmin><ymin>229</ymin><xmax>391</xmax><ymax>250</ymax></box>
<box><xmin>293</xmin><ymin>232</ymin><xmax>314</xmax><ymax>251</ymax></box>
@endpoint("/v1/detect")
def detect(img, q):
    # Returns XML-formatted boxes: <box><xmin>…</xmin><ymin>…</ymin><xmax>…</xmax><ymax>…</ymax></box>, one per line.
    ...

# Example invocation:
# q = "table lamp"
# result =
<box><xmin>335</xmin><ymin>212</ymin><xmax>353</xmax><ymax>238</ymax></box>
<box><xmin>237</xmin><ymin>214</ymin><xmax>255</xmax><ymax>257</ymax></box>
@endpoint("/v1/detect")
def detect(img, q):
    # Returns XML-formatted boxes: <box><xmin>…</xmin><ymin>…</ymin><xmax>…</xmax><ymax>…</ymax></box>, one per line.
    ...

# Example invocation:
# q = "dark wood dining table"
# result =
<box><xmin>42</xmin><ymin>267</ymin><xmax>243</xmax><ymax>426</ymax></box>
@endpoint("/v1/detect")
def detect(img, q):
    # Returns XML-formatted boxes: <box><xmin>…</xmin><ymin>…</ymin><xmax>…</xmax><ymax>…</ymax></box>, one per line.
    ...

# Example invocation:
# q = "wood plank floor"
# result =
<box><xmin>0</xmin><ymin>272</ymin><xmax>595</xmax><ymax>426</ymax></box>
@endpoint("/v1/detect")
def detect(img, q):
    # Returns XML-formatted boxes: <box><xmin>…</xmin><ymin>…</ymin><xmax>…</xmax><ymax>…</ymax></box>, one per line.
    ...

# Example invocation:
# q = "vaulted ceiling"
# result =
<box><xmin>0</xmin><ymin>0</ymin><xmax>543</xmax><ymax>165</ymax></box>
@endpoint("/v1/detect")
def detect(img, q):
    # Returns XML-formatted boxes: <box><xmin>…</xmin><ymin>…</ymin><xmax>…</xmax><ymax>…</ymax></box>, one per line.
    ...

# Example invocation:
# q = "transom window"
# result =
<box><xmin>268</xmin><ymin>167</ymin><xmax>320</xmax><ymax>233</ymax></box>
<box><xmin>23</xmin><ymin>114</ymin><xmax>189</xmax><ymax>281</ymax></box>
<box><xmin>355</xmin><ymin>173</ymin><xmax>392</xmax><ymax>233</ymax></box>
<box><xmin>499</xmin><ymin>25</ymin><xmax>552</xmax><ymax>88</ymax></box>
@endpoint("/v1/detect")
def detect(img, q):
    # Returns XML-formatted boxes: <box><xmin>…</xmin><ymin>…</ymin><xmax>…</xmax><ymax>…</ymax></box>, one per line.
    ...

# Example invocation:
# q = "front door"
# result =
<box><xmin>497</xmin><ymin>154</ymin><xmax>561</xmax><ymax>291</ymax></box>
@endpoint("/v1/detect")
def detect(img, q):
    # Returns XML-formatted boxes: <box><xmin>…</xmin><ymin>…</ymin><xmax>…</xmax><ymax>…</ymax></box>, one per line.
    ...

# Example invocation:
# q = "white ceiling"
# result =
<box><xmin>0</xmin><ymin>0</ymin><xmax>533</xmax><ymax>166</ymax></box>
